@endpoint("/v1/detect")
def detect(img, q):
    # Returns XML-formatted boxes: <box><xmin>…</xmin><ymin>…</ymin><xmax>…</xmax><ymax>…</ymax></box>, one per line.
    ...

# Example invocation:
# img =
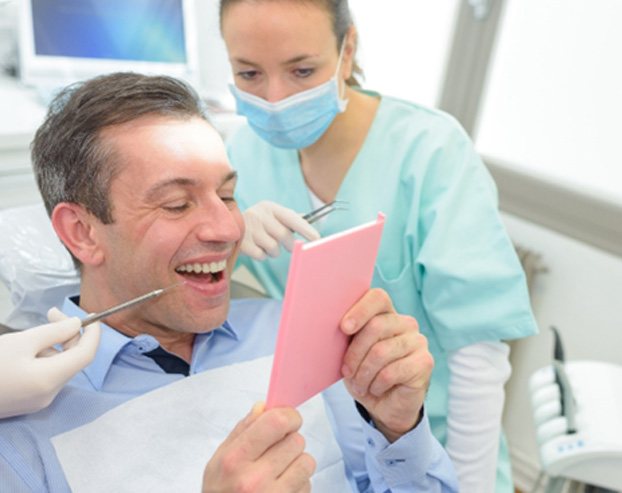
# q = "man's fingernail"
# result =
<box><xmin>343</xmin><ymin>319</ymin><xmax>355</xmax><ymax>333</ymax></box>
<box><xmin>245</xmin><ymin>401</ymin><xmax>265</xmax><ymax>422</ymax></box>
<box><xmin>251</xmin><ymin>401</ymin><xmax>265</xmax><ymax>416</ymax></box>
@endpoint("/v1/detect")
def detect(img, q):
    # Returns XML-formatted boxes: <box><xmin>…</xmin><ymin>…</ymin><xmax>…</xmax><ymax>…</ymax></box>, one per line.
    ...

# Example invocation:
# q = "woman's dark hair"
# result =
<box><xmin>219</xmin><ymin>0</ymin><xmax>364</xmax><ymax>86</ymax></box>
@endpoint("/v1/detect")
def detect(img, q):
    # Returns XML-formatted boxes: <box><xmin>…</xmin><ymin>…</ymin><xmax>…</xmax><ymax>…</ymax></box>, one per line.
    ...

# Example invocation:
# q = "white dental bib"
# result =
<box><xmin>52</xmin><ymin>355</ymin><xmax>349</xmax><ymax>492</ymax></box>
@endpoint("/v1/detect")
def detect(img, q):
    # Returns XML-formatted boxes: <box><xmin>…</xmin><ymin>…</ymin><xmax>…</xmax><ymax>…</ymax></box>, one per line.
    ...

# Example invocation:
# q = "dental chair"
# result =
<box><xmin>0</xmin><ymin>203</ymin><xmax>265</xmax><ymax>330</ymax></box>
<box><xmin>0</xmin><ymin>322</ymin><xmax>15</xmax><ymax>335</ymax></box>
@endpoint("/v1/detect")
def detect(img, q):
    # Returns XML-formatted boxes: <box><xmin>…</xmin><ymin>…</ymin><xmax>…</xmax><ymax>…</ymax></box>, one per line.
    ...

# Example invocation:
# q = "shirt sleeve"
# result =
<box><xmin>322</xmin><ymin>382</ymin><xmax>458</xmax><ymax>492</ymax></box>
<box><xmin>358</xmin><ymin>409</ymin><xmax>459</xmax><ymax>493</ymax></box>
<box><xmin>0</xmin><ymin>433</ymin><xmax>49</xmax><ymax>493</ymax></box>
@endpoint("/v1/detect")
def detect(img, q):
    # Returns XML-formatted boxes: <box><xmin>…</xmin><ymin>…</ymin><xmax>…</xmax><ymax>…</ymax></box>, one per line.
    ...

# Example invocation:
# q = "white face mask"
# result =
<box><xmin>229</xmin><ymin>41</ymin><xmax>349</xmax><ymax>149</ymax></box>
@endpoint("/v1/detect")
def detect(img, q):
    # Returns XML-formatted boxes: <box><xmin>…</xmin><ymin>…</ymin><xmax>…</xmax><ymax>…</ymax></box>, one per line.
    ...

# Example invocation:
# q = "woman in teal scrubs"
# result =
<box><xmin>220</xmin><ymin>1</ymin><xmax>538</xmax><ymax>491</ymax></box>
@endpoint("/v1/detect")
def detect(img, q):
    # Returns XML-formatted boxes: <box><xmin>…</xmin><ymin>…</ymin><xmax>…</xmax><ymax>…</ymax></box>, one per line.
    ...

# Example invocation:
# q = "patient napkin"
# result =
<box><xmin>52</xmin><ymin>355</ymin><xmax>349</xmax><ymax>492</ymax></box>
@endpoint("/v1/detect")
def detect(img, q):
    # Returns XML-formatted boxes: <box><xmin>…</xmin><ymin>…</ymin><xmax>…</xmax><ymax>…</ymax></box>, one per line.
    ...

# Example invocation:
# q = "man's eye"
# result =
<box><xmin>220</xmin><ymin>196</ymin><xmax>237</xmax><ymax>209</ymax></box>
<box><xmin>162</xmin><ymin>203</ymin><xmax>190</xmax><ymax>213</ymax></box>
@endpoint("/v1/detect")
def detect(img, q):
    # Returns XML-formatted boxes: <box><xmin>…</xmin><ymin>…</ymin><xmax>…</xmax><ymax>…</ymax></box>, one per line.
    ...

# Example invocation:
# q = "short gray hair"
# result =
<box><xmin>32</xmin><ymin>72</ymin><xmax>209</xmax><ymax>224</ymax></box>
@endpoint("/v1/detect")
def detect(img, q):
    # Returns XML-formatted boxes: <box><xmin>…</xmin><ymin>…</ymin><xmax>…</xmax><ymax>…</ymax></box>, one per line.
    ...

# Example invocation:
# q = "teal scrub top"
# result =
<box><xmin>228</xmin><ymin>93</ymin><xmax>538</xmax><ymax>490</ymax></box>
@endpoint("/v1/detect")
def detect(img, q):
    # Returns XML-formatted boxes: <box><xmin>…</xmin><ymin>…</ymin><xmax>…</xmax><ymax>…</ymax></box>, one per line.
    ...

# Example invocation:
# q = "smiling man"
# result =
<box><xmin>51</xmin><ymin>110</ymin><xmax>242</xmax><ymax>362</ymax></box>
<box><xmin>0</xmin><ymin>73</ymin><xmax>457</xmax><ymax>492</ymax></box>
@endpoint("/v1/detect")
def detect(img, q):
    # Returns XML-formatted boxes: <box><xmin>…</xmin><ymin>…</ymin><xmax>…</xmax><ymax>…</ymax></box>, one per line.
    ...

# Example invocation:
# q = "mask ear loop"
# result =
<box><xmin>335</xmin><ymin>37</ymin><xmax>348</xmax><ymax>100</ymax></box>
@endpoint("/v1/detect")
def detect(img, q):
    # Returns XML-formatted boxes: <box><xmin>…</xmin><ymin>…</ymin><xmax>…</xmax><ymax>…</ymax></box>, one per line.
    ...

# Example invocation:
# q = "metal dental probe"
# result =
<box><xmin>80</xmin><ymin>282</ymin><xmax>184</xmax><ymax>327</ymax></box>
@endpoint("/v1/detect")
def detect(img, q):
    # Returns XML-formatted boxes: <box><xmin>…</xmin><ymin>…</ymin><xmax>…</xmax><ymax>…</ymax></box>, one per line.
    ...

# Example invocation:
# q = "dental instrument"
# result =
<box><xmin>302</xmin><ymin>200</ymin><xmax>349</xmax><ymax>224</ymax></box>
<box><xmin>80</xmin><ymin>282</ymin><xmax>183</xmax><ymax>327</ymax></box>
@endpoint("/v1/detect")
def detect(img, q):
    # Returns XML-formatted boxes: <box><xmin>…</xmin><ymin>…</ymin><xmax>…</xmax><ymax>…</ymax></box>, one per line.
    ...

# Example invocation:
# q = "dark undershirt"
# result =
<box><xmin>144</xmin><ymin>346</ymin><xmax>190</xmax><ymax>376</ymax></box>
<box><xmin>69</xmin><ymin>295</ymin><xmax>191</xmax><ymax>376</ymax></box>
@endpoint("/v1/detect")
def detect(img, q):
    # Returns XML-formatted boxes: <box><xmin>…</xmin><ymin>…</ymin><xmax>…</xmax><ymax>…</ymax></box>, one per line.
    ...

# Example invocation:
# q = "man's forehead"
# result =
<box><xmin>100</xmin><ymin>114</ymin><xmax>222</xmax><ymax>156</ymax></box>
<box><xmin>101</xmin><ymin>115</ymin><xmax>232</xmax><ymax>185</ymax></box>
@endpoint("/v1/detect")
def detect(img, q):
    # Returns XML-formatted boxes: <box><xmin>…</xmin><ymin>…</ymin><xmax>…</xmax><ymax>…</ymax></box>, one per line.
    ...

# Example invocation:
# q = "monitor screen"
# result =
<box><xmin>19</xmin><ymin>0</ymin><xmax>198</xmax><ymax>90</ymax></box>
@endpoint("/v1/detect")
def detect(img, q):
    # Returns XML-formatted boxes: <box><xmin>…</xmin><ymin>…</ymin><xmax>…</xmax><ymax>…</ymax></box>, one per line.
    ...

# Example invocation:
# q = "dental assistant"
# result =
<box><xmin>220</xmin><ymin>1</ymin><xmax>538</xmax><ymax>492</ymax></box>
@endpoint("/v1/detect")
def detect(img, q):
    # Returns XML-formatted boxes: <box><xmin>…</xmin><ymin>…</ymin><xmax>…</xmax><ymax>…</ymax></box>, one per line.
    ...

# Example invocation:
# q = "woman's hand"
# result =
<box><xmin>0</xmin><ymin>308</ymin><xmax>100</xmax><ymax>419</ymax></box>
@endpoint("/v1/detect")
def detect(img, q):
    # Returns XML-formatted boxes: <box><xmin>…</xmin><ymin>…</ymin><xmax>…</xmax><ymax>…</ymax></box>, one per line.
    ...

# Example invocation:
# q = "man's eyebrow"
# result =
<box><xmin>144</xmin><ymin>178</ymin><xmax>198</xmax><ymax>202</ymax></box>
<box><xmin>221</xmin><ymin>170</ymin><xmax>238</xmax><ymax>187</ymax></box>
<box><xmin>144</xmin><ymin>171</ymin><xmax>238</xmax><ymax>202</ymax></box>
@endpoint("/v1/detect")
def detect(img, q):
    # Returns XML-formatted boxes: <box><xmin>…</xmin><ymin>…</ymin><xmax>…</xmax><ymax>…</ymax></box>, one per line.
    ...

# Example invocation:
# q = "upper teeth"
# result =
<box><xmin>176</xmin><ymin>260</ymin><xmax>227</xmax><ymax>274</ymax></box>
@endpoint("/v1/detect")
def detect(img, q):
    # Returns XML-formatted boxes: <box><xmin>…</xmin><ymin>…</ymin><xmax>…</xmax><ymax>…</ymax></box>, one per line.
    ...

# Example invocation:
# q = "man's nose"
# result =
<box><xmin>195</xmin><ymin>200</ymin><xmax>242</xmax><ymax>244</ymax></box>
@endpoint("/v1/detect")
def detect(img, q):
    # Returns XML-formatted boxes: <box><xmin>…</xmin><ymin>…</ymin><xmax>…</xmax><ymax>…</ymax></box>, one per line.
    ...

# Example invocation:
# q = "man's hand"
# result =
<box><xmin>202</xmin><ymin>403</ymin><xmax>316</xmax><ymax>492</ymax></box>
<box><xmin>241</xmin><ymin>201</ymin><xmax>320</xmax><ymax>260</ymax></box>
<box><xmin>340</xmin><ymin>289</ymin><xmax>433</xmax><ymax>442</ymax></box>
<box><xmin>0</xmin><ymin>308</ymin><xmax>101</xmax><ymax>419</ymax></box>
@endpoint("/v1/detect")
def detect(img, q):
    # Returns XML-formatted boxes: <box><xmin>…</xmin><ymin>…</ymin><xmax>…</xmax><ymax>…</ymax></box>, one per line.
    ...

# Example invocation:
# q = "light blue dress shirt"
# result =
<box><xmin>0</xmin><ymin>297</ymin><xmax>458</xmax><ymax>492</ymax></box>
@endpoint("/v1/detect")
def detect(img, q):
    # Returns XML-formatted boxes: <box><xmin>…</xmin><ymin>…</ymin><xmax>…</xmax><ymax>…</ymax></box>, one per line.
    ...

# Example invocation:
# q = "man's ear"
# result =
<box><xmin>51</xmin><ymin>203</ymin><xmax>105</xmax><ymax>266</ymax></box>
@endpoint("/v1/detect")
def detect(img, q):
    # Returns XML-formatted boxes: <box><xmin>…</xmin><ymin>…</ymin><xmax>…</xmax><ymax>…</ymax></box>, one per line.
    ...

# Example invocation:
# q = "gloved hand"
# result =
<box><xmin>0</xmin><ymin>307</ymin><xmax>101</xmax><ymax>419</ymax></box>
<box><xmin>241</xmin><ymin>201</ymin><xmax>321</xmax><ymax>260</ymax></box>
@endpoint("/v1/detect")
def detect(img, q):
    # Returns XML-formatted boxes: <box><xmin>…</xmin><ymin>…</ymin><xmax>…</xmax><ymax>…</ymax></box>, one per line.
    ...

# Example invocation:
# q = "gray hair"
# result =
<box><xmin>32</xmin><ymin>72</ymin><xmax>209</xmax><ymax>224</ymax></box>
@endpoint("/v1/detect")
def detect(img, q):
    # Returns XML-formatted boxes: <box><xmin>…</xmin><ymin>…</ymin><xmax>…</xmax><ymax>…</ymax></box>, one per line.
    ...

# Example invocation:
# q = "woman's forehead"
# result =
<box><xmin>222</xmin><ymin>1</ymin><xmax>336</xmax><ymax>45</ymax></box>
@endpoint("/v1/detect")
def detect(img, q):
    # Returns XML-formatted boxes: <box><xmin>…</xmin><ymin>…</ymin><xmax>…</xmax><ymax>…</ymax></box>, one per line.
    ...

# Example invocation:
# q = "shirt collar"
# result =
<box><xmin>217</xmin><ymin>320</ymin><xmax>238</xmax><ymax>340</ymax></box>
<box><xmin>62</xmin><ymin>296</ymin><xmax>239</xmax><ymax>390</ymax></box>
<box><xmin>62</xmin><ymin>296</ymin><xmax>132</xmax><ymax>390</ymax></box>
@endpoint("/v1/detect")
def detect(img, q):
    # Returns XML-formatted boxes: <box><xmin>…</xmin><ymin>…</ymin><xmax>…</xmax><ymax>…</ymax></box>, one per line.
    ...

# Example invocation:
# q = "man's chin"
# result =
<box><xmin>183</xmin><ymin>302</ymin><xmax>230</xmax><ymax>334</ymax></box>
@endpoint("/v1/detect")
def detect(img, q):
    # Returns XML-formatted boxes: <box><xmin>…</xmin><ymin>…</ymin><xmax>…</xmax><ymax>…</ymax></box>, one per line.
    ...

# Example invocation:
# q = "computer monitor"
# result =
<box><xmin>18</xmin><ymin>0</ymin><xmax>199</xmax><ymax>91</ymax></box>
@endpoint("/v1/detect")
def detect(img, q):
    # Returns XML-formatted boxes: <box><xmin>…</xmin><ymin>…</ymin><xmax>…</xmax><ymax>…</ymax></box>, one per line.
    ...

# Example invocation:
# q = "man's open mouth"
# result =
<box><xmin>175</xmin><ymin>260</ymin><xmax>227</xmax><ymax>283</ymax></box>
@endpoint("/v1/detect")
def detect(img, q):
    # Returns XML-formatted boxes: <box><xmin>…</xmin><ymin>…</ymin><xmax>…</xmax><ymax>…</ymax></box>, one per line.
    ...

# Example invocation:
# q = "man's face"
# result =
<box><xmin>91</xmin><ymin>115</ymin><xmax>244</xmax><ymax>335</ymax></box>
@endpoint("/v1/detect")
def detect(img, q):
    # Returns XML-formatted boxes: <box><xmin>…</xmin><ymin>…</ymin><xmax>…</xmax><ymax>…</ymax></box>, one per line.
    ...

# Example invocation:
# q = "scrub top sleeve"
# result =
<box><xmin>415</xmin><ymin>126</ymin><xmax>537</xmax><ymax>352</ymax></box>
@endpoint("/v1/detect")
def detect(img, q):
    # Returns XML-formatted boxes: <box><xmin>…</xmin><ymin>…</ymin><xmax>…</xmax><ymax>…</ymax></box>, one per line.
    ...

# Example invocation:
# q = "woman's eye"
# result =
<box><xmin>293</xmin><ymin>67</ymin><xmax>314</xmax><ymax>78</ymax></box>
<box><xmin>237</xmin><ymin>70</ymin><xmax>259</xmax><ymax>81</ymax></box>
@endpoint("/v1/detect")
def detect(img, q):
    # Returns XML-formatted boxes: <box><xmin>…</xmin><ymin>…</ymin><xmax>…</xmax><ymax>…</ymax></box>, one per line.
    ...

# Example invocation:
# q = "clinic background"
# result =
<box><xmin>0</xmin><ymin>1</ymin><xmax>621</xmax><ymax>491</ymax></box>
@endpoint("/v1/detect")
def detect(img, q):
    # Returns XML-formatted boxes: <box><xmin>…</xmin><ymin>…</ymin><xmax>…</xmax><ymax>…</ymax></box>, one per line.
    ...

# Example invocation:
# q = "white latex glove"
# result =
<box><xmin>241</xmin><ymin>201</ymin><xmax>321</xmax><ymax>260</ymax></box>
<box><xmin>0</xmin><ymin>307</ymin><xmax>101</xmax><ymax>419</ymax></box>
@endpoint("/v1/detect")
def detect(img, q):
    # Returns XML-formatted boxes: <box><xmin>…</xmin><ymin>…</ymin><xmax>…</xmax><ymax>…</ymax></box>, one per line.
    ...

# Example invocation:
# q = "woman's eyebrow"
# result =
<box><xmin>282</xmin><ymin>54</ymin><xmax>317</xmax><ymax>65</ymax></box>
<box><xmin>233</xmin><ymin>54</ymin><xmax>317</xmax><ymax>67</ymax></box>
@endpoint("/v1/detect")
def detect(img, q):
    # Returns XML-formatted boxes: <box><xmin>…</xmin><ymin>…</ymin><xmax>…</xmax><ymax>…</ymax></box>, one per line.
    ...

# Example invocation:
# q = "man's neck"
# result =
<box><xmin>79</xmin><ymin>274</ymin><xmax>197</xmax><ymax>363</ymax></box>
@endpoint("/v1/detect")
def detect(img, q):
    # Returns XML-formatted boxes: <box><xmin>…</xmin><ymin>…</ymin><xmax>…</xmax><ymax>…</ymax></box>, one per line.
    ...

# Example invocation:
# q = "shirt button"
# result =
<box><xmin>385</xmin><ymin>459</ymin><xmax>395</xmax><ymax>466</ymax></box>
<box><xmin>367</xmin><ymin>438</ymin><xmax>375</xmax><ymax>447</ymax></box>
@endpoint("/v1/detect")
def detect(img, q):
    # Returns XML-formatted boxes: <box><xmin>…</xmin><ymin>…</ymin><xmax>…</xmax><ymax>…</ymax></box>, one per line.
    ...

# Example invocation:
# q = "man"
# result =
<box><xmin>0</xmin><ymin>73</ymin><xmax>457</xmax><ymax>492</ymax></box>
